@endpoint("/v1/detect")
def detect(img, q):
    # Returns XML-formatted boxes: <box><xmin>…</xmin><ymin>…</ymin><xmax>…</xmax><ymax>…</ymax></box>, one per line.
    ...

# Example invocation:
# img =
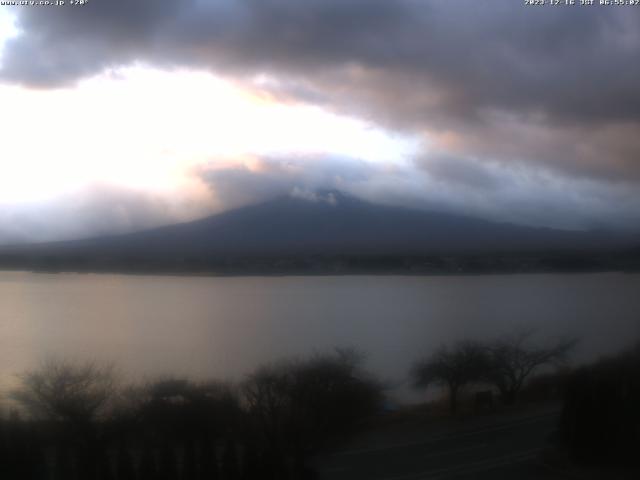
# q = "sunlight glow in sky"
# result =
<box><xmin>0</xmin><ymin>66</ymin><xmax>417</xmax><ymax>204</ymax></box>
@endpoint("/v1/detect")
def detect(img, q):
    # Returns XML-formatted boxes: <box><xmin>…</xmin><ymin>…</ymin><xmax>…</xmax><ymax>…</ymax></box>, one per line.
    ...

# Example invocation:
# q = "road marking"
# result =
<box><xmin>333</xmin><ymin>412</ymin><xmax>557</xmax><ymax>457</ymax></box>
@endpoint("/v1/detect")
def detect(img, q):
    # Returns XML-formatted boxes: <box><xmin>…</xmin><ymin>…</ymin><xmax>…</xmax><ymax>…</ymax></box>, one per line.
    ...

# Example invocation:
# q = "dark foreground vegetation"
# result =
<box><xmin>1</xmin><ymin>339</ymin><xmax>638</xmax><ymax>479</ymax></box>
<box><xmin>412</xmin><ymin>334</ymin><xmax>640</xmax><ymax>471</ymax></box>
<box><xmin>0</xmin><ymin>350</ymin><xmax>382</xmax><ymax>480</ymax></box>
<box><xmin>559</xmin><ymin>343</ymin><xmax>640</xmax><ymax>468</ymax></box>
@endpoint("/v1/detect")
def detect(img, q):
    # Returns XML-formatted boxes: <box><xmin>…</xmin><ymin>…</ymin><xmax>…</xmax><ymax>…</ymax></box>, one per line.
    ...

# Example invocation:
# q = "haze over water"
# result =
<box><xmin>1</xmin><ymin>271</ymin><xmax>638</xmax><ymax>403</ymax></box>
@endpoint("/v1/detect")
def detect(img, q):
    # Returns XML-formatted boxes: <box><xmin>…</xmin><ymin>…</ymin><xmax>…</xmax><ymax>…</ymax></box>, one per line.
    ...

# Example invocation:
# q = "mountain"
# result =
<box><xmin>0</xmin><ymin>192</ymin><xmax>636</xmax><ymax>274</ymax></box>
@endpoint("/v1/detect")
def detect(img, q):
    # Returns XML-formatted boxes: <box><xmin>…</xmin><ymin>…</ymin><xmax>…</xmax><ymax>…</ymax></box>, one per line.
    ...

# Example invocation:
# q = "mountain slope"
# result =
<box><xmin>3</xmin><ymin>192</ymin><xmax>627</xmax><ymax>260</ymax></box>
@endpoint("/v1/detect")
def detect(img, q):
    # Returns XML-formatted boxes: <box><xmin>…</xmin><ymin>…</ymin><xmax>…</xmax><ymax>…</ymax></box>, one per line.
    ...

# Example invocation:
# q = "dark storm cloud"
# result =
<box><xmin>4</xmin><ymin>0</ymin><xmax>639</xmax><ymax>125</ymax></box>
<box><xmin>1</xmin><ymin>0</ymin><xmax>408</xmax><ymax>86</ymax></box>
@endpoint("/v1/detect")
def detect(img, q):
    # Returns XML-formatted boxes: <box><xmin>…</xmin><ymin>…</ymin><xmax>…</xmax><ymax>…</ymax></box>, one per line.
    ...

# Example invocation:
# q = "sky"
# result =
<box><xmin>0</xmin><ymin>0</ymin><xmax>639</xmax><ymax>243</ymax></box>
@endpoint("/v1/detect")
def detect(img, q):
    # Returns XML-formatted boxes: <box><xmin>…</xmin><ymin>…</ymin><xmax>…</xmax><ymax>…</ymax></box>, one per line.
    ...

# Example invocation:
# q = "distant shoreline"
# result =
<box><xmin>1</xmin><ymin>248</ymin><xmax>639</xmax><ymax>278</ymax></box>
<box><xmin>0</xmin><ymin>264</ymin><xmax>636</xmax><ymax>279</ymax></box>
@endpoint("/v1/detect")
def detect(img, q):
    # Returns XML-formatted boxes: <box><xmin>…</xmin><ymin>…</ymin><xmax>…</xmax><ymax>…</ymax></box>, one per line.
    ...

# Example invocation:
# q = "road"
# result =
<box><xmin>316</xmin><ymin>405</ymin><xmax>564</xmax><ymax>480</ymax></box>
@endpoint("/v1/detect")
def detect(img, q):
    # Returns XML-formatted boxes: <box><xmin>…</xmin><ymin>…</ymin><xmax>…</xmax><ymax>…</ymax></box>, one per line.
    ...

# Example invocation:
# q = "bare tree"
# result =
<box><xmin>485</xmin><ymin>330</ymin><xmax>576</xmax><ymax>405</ymax></box>
<box><xmin>12</xmin><ymin>358</ymin><xmax>116</xmax><ymax>426</ymax></box>
<box><xmin>412</xmin><ymin>341</ymin><xmax>489</xmax><ymax>414</ymax></box>
<box><xmin>242</xmin><ymin>349</ymin><xmax>382</xmax><ymax>453</ymax></box>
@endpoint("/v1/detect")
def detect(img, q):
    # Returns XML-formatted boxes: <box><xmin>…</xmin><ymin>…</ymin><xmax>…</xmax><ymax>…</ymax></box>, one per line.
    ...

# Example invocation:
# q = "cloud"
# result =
<box><xmin>1</xmin><ymin>1</ymin><xmax>639</xmax><ymax>234</ymax></box>
<box><xmin>197</xmin><ymin>155</ymin><xmax>374</xmax><ymax>210</ymax></box>
<box><xmin>3</xmin><ymin>2</ymin><xmax>639</xmax><ymax>169</ymax></box>
<box><xmin>0</xmin><ymin>184</ymin><xmax>213</xmax><ymax>244</ymax></box>
<box><xmin>197</xmin><ymin>154</ymin><xmax>640</xmax><ymax>232</ymax></box>
<box><xmin>5</xmin><ymin>1</ymin><xmax>639</xmax><ymax>125</ymax></box>
<box><xmin>0</xmin><ymin>151</ymin><xmax>638</xmax><ymax>246</ymax></box>
<box><xmin>290</xmin><ymin>187</ymin><xmax>338</xmax><ymax>206</ymax></box>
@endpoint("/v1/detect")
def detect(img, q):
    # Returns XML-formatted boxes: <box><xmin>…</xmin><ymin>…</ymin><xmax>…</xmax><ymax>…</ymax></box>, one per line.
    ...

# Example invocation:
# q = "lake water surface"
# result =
<box><xmin>1</xmin><ymin>271</ymin><xmax>639</xmax><ymax>403</ymax></box>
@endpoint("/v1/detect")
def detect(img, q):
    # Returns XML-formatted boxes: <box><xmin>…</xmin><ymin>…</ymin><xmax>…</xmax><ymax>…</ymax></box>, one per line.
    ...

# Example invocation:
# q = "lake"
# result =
<box><xmin>1</xmin><ymin>271</ymin><xmax>639</xmax><ymax>403</ymax></box>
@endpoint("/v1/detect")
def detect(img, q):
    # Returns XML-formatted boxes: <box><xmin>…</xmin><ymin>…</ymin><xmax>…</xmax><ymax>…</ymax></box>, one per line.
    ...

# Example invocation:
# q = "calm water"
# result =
<box><xmin>1</xmin><ymin>271</ymin><xmax>639</xmax><ymax>402</ymax></box>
